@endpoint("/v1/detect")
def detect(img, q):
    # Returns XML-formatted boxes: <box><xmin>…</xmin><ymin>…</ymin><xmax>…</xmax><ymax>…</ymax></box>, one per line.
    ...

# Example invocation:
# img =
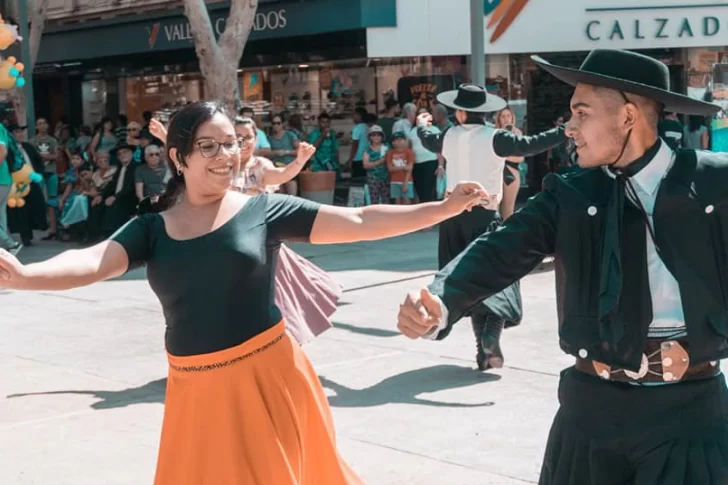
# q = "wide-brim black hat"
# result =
<box><xmin>111</xmin><ymin>142</ymin><xmax>136</xmax><ymax>153</ymax></box>
<box><xmin>531</xmin><ymin>49</ymin><xmax>720</xmax><ymax>116</ymax></box>
<box><xmin>436</xmin><ymin>83</ymin><xmax>507</xmax><ymax>113</ymax></box>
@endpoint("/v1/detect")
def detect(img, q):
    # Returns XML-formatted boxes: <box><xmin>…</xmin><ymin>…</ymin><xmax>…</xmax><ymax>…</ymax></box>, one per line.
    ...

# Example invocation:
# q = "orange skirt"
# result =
<box><xmin>155</xmin><ymin>321</ymin><xmax>364</xmax><ymax>485</ymax></box>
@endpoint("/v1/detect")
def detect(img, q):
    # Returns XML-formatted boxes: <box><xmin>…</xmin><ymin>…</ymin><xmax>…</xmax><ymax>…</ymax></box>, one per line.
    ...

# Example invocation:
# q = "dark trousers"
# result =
<box><xmin>540</xmin><ymin>367</ymin><xmax>728</xmax><ymax>485</ymax></box>
<box><xmin>7</xmin><ymin>182</ymin><xmax>48</xmax><ymax>243</ymax></box>
<box><xmin>437</xmin><ymin>207</ymin><xmax>522</xmax><ymax>330</ymax></box>
<box><xmin>351</xmin><ymin>160</ymin><xmax>366</xmax><ymax>179</ymax></box>
<box><xmin>412</xmin><ymin>159</ymin><xmax>438</xmax><ymax>203</ymax></box>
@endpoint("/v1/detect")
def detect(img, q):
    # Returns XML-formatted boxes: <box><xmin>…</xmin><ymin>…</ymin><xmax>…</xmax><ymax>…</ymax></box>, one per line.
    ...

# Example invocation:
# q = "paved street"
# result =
<box><xmin>4</xmin><ymin>231</ymin><xmax>572</xmax><ymax>484</ymax></box>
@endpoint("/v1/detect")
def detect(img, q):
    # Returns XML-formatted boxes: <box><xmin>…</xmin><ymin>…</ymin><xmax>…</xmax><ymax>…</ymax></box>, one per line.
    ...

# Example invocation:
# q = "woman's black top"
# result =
<box><xmin>111</xmin><ymin>194</ymin><xmax>320</xmax><ymax>356</ymax></box>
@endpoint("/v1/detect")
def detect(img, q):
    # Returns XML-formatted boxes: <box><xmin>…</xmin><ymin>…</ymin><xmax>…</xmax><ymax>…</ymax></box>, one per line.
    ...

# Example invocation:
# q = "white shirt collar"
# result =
<box><xmin>602</xmin><ymin>139</ymin><xmax>673</xmax><ymax>196</ymax></box>
<box><xmin>631</xmin><ymin>139</ymin><xmax>673</xmax><ymax>196</ymax></box>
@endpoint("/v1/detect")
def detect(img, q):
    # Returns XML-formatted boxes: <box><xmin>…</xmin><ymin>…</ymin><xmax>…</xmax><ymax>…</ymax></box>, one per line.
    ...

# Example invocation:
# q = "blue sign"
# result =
<box><xmin>38</xmin><ymin>0</ymin><xmax>396</xmax><ymax>64</ymax></box>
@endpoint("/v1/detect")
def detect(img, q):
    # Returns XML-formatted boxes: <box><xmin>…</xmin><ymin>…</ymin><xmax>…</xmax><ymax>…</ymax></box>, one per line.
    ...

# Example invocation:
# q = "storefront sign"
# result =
<box><xmin>37</xmin><ymin>0</ymin><xmax>396</xmax><ymax>64</ymax></box>
<box><xmin>583</xmin><ymin>7</ymin><xmax>728</xmax><ymax>45</ymax></box>
<box><xmin>151</xmin><ymin>9</ymin><xmax>289</xmax><ymax>48</ymax></box>
<box><xmin>367</xmin><ymin>0</ymin><xmax>728</xmax><ymax>57</ymax></box>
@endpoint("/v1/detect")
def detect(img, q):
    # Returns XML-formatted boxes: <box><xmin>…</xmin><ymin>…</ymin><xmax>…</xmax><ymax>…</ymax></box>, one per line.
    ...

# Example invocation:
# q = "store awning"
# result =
<box><xmin>37</xmin><ymin>0</ymin><xmax>396</xmax><ymax>65</ymax></box>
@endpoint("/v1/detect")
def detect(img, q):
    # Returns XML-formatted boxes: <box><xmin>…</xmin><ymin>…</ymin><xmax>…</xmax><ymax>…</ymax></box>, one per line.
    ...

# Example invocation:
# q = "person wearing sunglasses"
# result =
<box><xmin>135</xmin><ymin>144</ymin><xmax>168</xmax><ymax>205</ymax></box>
<box><xmin>269</xmin><ymin>113</ymin><xmax>301</xmax><ymax>195</ymax></box>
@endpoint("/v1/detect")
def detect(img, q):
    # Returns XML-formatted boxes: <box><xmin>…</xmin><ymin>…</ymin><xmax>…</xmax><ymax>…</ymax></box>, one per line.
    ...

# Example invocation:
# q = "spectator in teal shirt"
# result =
<box><xmin>308</xmin><ymin>112</ymin><xmax>340</xmax><ymax>172</ymax></box>
<box><xmin>0</xmin><ymin>123</ymin><xmax>22</xmax><ymax>253</ymax></box>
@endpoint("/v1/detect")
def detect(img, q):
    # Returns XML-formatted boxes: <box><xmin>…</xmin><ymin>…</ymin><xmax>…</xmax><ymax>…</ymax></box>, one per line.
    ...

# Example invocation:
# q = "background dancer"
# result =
<box><xmin>416</xmin><ymin>84</ymin><xmax>565</xmax><ymax>370</ymax></box>
<box><xmin>0</xmin><ymin>101</ymin><xmax>488</xmax><ymax>485</ymax></box>
<box><xmin>398</xmin><ymin>49</ymin><xmax>727</xmax><ymax>485</ymax></box>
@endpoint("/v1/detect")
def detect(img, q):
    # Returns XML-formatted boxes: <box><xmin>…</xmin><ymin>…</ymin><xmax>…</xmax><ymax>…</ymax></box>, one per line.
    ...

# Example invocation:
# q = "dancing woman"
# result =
<box><xmin>154</xmin><ymin>116</ymin><xmax>341</xmax><ymax>345</ymax></box>
<box><xmin>0</xmin><ymin>102</ymin><xmax>487</xmax><ymax>485</ymax></box>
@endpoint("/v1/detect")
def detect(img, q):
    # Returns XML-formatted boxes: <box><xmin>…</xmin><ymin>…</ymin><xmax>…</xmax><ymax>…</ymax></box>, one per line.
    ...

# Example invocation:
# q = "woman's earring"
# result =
<box><xmin>176</xmin><ymin>165</ymin><xmax>182</xmax><ymax>176</ymax></box>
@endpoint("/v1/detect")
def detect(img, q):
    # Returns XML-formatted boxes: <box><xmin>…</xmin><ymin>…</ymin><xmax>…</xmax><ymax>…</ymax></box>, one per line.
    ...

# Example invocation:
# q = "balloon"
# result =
<box><xmin>15</xmin><ymin>77</ymin><xmax>24</xmax><ymax>87</ymax></box>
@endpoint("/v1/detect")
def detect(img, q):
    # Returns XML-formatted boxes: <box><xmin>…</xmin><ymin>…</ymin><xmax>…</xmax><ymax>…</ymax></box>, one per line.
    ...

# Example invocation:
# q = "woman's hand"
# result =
<box><xmin>296</xmin><ymin>142</ymin><xmax>316</xmax><ymax>162</ymax></box>
<box><xmin>149</xmin><ymin>119</ymin><xmax>167</xmax><ymax>144</ymax></box>
<box><xmin>0</xmin><ymin>249</ymin><xmax>27</xmax><ymax>289</ymax></box>
<box><xmin>442</xmin><ymin>182</ymin><xmax>487</xmax><ymax>215</ymax></box>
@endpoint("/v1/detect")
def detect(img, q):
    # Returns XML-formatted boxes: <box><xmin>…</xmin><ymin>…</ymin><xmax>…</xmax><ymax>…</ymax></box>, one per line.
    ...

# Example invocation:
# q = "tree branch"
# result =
<box><xmin>182</xmin><ymin>0</ymin><xmax>222</xmax><ymax>76</ymax></box>
<box><xmin>218</xmin><ymin>0</ymin><xmax>257</xmax><ymax>62</ymax></box>
<box><xmin>28</xmin><ymin>0</ymin><xmax>49</xmax><ymax>70</ymax></box>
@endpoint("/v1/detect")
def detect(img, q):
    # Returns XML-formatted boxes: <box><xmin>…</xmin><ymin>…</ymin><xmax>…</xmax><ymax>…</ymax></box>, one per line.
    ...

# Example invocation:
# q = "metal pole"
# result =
<box><xmin>17</xmin><ymin>0</ymin><xmax>36</xmax><ymax>136</ymax></box>
<box><xmin>470</xmin><ymin>0</ymin><xmax>485</xmax><ymax>86</ymax></box>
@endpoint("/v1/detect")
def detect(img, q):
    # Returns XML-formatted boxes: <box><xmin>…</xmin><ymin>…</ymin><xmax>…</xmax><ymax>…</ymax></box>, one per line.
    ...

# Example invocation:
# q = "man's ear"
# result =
<box><xmin>622</xmin><ymin>103</ymin><xmax>638</xmax><ymax>131</ymax></box>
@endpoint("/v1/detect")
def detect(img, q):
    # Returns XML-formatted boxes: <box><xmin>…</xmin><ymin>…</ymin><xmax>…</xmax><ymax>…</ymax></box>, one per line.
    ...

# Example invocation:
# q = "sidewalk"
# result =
<box><xmin>0</xmin><ymin>232</ymin><xmax>578</xmax><ymax>484</ymax></box>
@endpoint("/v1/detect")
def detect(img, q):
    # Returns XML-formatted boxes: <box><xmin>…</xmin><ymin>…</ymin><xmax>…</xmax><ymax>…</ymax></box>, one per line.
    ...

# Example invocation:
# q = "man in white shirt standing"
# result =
<box><xmin>416</xmin><ymin>84</ymin><xmax>566</xmax><ymax>370</ymax></box>
<box><xmin>398</xmin><ymin>49</ymin><xmax>728</xmax><ymax>485</ymax></box>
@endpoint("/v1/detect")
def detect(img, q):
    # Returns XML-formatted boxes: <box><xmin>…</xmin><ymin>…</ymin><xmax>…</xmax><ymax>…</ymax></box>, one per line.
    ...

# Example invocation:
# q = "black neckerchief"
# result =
<box><xmin>598</xmin><ymin>139</ymin><xmax>662</xmax><ymax>347</ymax></box>
<box><xmin>609</xmin><ymin>139</ymin><xmax>661</xmax><ymax>178</ymax></box>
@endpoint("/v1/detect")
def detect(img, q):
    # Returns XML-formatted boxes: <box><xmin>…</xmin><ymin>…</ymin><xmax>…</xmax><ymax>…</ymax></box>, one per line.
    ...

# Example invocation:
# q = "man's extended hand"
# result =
<box><xmin>397</xmin><ymin>288</ymin><xmax>443</xmax><ymax>339</ymax></box>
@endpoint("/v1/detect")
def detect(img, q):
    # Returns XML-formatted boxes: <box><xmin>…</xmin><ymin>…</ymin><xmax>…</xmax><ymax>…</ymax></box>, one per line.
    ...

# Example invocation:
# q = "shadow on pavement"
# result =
<box><xmin>319</xmin><ymin>364</ymin><xmax>499</xmax><ymax>408</ymax></box>
<box><xmin>6</xmin><ymin>378</ymin><xmax>166</xmax><ymax>410</ymax></box>
<box><xmin>332</xmin><ymin>322</ymin><xmax>400</xmax><ymax>338</ymax></box>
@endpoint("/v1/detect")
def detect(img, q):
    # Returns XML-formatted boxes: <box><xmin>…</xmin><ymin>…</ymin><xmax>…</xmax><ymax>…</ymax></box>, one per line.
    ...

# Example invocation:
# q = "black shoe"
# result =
<box><xmin>471</xmin><ymin>319</ymin><xmax>488</xmax><ymax>371</ymax></box>
<box><xmin>481</xmin><ymin>317</ymin><xmax>506</xmax><ymax>370</ymax></box>
<box><xmin>8</xmin><ymin>242</ymin><xmax>23</xmax><ymax>256</ymax></box>
<box><xmin>481</xmin><ymin>334</ymin><xmax>504</xmax><ymax>369</ymax></box>
<box><xmin>41</xmin><ymin>233</ymin><xmax>57</xmax><ymax>241</ymax></box>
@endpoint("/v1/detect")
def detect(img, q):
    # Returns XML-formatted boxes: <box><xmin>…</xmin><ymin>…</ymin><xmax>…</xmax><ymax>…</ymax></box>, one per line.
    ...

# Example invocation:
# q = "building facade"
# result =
<box><xmin>27</xmin><ymin>0</ymin><xmax>728</xmax><ymax>136</ymax></box>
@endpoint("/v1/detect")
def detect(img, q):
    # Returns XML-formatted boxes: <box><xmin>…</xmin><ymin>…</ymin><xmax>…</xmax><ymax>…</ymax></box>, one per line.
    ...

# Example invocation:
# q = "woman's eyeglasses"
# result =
<box><xmin>147</xmin><ymin>152</ymin><xmax>161</xmax><ymax>157</ymax></box>
<box><xmin>195</xmin><ymin>139</ymin><xmax>242</xmax><ymax>158</ymax></box>
<box><xmin>272</xmin><ymin>121</ymin><xmax>282</xmax><ymax>125</ymax></box>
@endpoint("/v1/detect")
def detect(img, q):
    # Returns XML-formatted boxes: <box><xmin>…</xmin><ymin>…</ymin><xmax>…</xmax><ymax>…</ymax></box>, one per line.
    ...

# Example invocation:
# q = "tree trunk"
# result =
<box><xmin>183</xmin><ymin>0</ymin><xmax>258</xmax><ymax>114</ymax></box>
<box><xmin>11</xmin><ymin>0</ymin><xmax>49</xmax><ymax>127</ymax></box>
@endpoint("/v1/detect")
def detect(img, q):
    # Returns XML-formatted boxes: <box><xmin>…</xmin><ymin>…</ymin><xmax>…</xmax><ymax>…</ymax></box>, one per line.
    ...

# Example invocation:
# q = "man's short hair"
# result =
<box><xmin>434</xmin><ymin>104</ymin><xmax>449</xmax><ymax>116</ymax></box>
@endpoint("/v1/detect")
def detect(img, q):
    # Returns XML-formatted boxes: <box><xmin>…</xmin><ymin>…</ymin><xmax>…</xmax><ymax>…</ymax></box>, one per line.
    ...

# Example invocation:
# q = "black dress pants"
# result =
<box><xmin>412</xmin><ymin>159</ymin><xmax>438</xmax><ymax>203</ymax></box>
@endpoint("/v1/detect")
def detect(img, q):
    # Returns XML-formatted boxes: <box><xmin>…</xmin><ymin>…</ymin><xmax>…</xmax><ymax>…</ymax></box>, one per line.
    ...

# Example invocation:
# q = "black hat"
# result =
<box><xmin>111</xmin><ymin>142</ymin><xmax>135</xmax><ymax>153</ymax></box>
<box><xmin>7</xmin><ymin>123</ymin><xmax>26</xmax><ymax>131</ymax></box>
<box><xmin>436</xmin><ymin>84</ymin><xmax>507</xmax><ymax>113</ymax></box>
<box><xmin>532</xmin><ymin>49</ymin><xmax>720</xmax><ymax>116</ymax></box>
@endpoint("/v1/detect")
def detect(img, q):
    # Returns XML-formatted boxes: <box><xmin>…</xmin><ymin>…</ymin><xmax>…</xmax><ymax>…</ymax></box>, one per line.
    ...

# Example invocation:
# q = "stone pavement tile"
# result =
<box><xmin>338</xmin><ymin>436</ymin><xmax>535</xmax><ymax>485</ymax></box>
<box><xmin>318</xmin><ymin>352</ymin><xmax>557</xmax><ymax>484</ymax></box>
<box><xmin>321</xmin><ymin>270</ymin><xmax>572</xmax><ymax>377</ymax></box>
<box><xmin>0</xmin><ymin>355</ymin><xmax>165</xmax><ymax>426</ymax></box>
<box><xmin>0</xmin><ymin>404</ymin><xmax>161</xmax><ymax>485</ymax></box>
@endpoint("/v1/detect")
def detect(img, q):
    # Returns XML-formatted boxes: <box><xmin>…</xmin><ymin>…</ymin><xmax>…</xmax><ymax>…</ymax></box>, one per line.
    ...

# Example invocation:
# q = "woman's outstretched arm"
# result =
<box><xmin>0</xmin><ymin>241</ymin><xmax>130</xmax><ymax>291</ymax></box>
<box><xmin>309</xmin><ymin>182</ymin><xmax>485</xmax><ymax>244</ymax></box>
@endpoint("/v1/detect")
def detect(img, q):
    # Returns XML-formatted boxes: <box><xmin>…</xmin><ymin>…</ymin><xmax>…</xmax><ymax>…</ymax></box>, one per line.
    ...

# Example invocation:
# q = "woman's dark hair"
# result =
<box><xmin>364</xmin><ymin>112</ymin><xmax>378</xmax><ymax>124</ymax></box>
<box><xmin>156</xmin><ymin>101</ymin><xmax>228</xmax><ymax>211</ymax></box>
<box><xmin>69</xmin><ymin>148</ymin><xmax>84</xmax><ymax>159</ymax></box>
<box><xmin>100</xmin><ymin>116</ymin><xmax>114</xmax><ymax>131</ymax></box>
<box><xmin>463</xmin><ymin>112</ymin><xmax>486</xmax><ymax>124</ymax></box>
<box><xmin>319</xmin><ymin>111</ymin><xmax>330</xmax><ymax>120</ymax></box>
<box><xmin>288</xmin><ymin>113</ymin><xmax>303</xmax><ymax>132</ymax></box>
<box><xmin>688</xmin><ymin>115</ymin><xmax>705</xmax><ymax>133</ymax></box>
<box><xmin>234</xmin><ymin>115</ymin><xmax>258</xmax><ymax>133</ymax></box>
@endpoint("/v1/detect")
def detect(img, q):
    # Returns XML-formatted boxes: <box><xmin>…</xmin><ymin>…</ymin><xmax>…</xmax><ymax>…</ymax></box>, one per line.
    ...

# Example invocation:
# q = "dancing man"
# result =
<box><xmin>416</xmin><ymin>84</ymin><xmax>565</xmax><ymax>370</ymax></box>
<box><xmin>398</xmin><ymin>49</ymin><xmax>727</xmax><ymax>484</ymax></box>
